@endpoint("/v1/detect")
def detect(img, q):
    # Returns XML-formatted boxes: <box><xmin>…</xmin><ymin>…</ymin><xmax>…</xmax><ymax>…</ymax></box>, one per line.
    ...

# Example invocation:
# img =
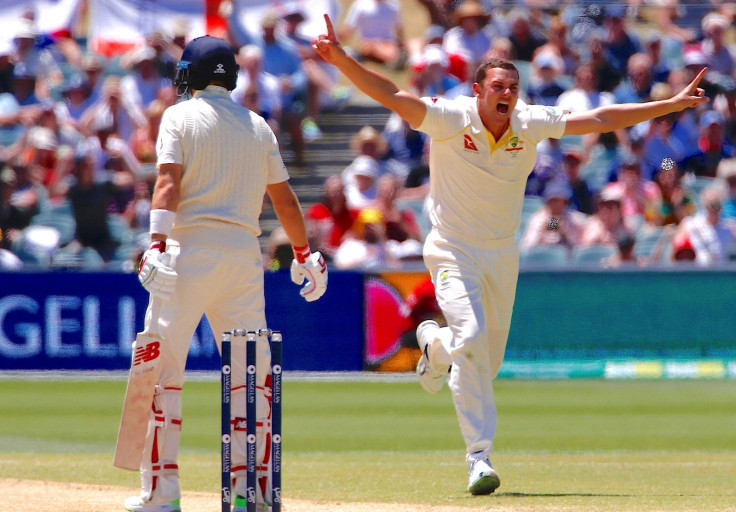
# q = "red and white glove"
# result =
<box><xmin>290</xmin><ymin>245</ymin><xmax>328</xmax><ymax>302</ymax></box>
<box><xmin>138</xmin><ymin>240</ymin><xmax>177</xmax><ymax>299</ymax></box>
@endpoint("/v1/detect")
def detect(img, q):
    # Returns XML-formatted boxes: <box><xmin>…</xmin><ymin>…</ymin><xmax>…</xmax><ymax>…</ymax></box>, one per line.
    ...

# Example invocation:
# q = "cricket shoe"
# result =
<box><xmin>467</xmin><ymin>458</ymin><xmax>500</xmax><ymax>495</ymax></box>
<box><xmin>124</xmin><ymin>496</ymin><xmax>181</xmax><ymax>512</ymax></box>
<box><xmin>233</xmin><ymin>494</ymin><xmax>270</xmax><ymax>512</ymax></box>
<box><xmin>416</xmin><ymin>320</ymin><xmax>446</xmax><ymax>394</ymax></box>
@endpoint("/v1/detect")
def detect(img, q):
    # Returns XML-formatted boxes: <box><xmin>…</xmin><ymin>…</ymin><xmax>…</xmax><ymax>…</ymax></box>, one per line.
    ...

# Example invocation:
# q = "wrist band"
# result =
<box><xmin>150</xmin><ymin>209</ymin><xmax>176</xmax><ymax>236</ymax></box>
<box><xmin>150</xmin><ymin>240</ymin><xmax>166</xmax><ymax>252</ymax></box>
<box><xmin>292</xmin><ymin>244</ymin><xmax>311</xmax><ymax>264</ymax></box>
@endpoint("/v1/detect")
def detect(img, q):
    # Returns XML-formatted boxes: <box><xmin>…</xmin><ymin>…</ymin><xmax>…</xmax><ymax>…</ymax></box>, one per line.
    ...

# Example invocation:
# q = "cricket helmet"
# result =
<box><xmin>175</xmin><ymin>36</ymin><xmax>238</xmax><ymax>95</ymax></box>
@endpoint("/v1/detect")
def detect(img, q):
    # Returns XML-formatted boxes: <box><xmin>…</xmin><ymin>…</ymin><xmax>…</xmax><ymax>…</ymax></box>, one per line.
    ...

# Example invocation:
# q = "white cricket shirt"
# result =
<box><xmin>418</xmin><ymin>96</ymin><xmax>568</xmax><ymax>242</ymax></box>
<box><xmin>157</xmin><ymin>85</ymin><xmax>289</xmax><ymax>251</ymax></box>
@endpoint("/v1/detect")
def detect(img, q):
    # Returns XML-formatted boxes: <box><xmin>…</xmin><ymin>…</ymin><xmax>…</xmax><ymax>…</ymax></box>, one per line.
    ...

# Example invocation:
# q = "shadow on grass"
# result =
<box><xmin>498</xmin><ymin>492</ymin><xmax>635</xmax><ymax>498</ymax></box>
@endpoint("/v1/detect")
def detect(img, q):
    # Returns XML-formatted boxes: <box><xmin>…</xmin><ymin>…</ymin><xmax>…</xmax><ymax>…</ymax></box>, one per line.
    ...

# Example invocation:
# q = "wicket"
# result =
<box><xmin>221</xmin><ymin>329</ymin><xmax>282</xmax><ymax>512</ymax></box>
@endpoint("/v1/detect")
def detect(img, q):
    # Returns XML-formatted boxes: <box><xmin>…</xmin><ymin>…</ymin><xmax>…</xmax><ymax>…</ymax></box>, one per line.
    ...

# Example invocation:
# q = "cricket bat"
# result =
<box><xmin>113</xmin><ymin>296</ymin><xmax>163</xmax><ymax>470</ymax></box>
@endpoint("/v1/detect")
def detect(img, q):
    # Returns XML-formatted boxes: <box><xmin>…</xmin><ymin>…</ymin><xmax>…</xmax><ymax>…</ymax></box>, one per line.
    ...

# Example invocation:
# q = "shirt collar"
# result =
<box><xmin>193</xmin><ymin>85</ymin><xmax>231</xmax><ymax>98</ymax></box>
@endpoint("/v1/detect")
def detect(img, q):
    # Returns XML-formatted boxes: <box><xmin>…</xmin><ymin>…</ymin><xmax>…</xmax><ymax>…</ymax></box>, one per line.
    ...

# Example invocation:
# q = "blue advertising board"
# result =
<box><xmin>0</xmin><ymin>271</ymin><xmax>365</xmax><ymax>371</ymax></box>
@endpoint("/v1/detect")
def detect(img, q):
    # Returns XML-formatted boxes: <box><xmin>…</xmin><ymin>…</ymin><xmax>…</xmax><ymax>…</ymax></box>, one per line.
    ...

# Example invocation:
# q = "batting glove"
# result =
<box><xmin>138</xmin><ymin>240</ymin><xmax>177</xmax><ymax>299</ymax></box>
<box><xmin>290</xmin><ymin>245</ymin><xmax>328</xmax><ymax>302</ymax></box>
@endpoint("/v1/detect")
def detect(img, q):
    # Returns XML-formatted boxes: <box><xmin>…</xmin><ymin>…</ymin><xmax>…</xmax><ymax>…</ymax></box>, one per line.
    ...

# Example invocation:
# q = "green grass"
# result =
<box><xmin>1</xmin><ymin>378</ymin><xmax>735</xmax><ymax>510</ymax></box>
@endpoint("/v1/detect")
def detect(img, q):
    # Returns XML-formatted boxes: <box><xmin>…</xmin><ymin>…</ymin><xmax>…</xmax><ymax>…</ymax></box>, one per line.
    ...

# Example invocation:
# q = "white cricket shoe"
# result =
<box><xmin>467</xmin><ymin>458</ymin><xmax>500</xmax><ymax>495</ymax></box>
<box><xmin>124</xmin><ymin>496</ymin><xmax>181</xmax><ymax>512</ymax></box>
<box><xmin>416</xmin><ymin>320</ymin><xmax>446</xmax><ymax>394</ymax></box>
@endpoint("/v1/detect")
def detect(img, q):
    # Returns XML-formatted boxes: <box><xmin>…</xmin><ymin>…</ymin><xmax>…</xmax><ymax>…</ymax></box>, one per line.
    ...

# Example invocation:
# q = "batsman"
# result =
<box><xmin>115</xmin><ymin>36</ymin><xmax>327</xmax><ymax>512</ymax></box>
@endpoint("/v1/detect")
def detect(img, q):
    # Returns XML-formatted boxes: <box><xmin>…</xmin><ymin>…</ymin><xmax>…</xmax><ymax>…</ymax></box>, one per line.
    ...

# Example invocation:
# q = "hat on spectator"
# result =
<box><xmin>452</xmin><ymin>0</ymin><xmax>490</xmax><ymax>26</ymax></box>
<box><xmin>702</xmin><ymin>12</ymin><xmax>729</xmax><ymax>34</ymax></box>
<box><xmin>350</xmin><ymin>155</ymin><xmax>379</xmax><ymax>178</ymax></box>
<box><xmin>683</xmin><ymin>49</ymin><xmax>707</xmax><ymax>67</ymax></box>
<box><xmin>29</xmin><ymin>127</ymin><xmax>58</xmax><ymax>151</ymax></box>
<box><xmin>0</xmin><ymin>166</ymin><xmax>16</xmax><ymax>186</ymax></box>
<box><xmin>699</xmin><ymin>110</ymin><xmax>724</xmax><ymax>129</ymax></box>
<box><xmin>62</xmin><ymin>73</ymin><xmax>88</xmax><ymax>95</ymax></box>
<box><xmin>261</xmin><ymin>10</ymin><xmax>280</xmax><ymax>29</ymax></box>
<box><xmin>543</xmin><ymin>180</ymin><xmax>573</xmax><ymax>201</ymax></box>
<box><xmin>172</xmin><ymin>18</ymin><xmax>190</xmax><ymax>38</ymax></box>
<box><xmin>127</xmin><ymin>46</ymin><xmax>156</xmax><ymax>68</ymax></box>
<box><xmin>425</xmin><ymin>25</ymin><xmax>446</xmax><ymax>42</ymax></box>
<box><xmin>15</xmin><ymin>19</ymin><xmax>37</xmax><ymax>39</ymax></box>
<box><xmin>599</xmin><ymin>186</ymin><xmax>623</xmax><ymax>203</ymax></box>
<box><xmin>533</xmin><ymin>52</ymin><xmax>562</xmax><ymax>72</ymax></box>
<box><xmin>423</xmin><ymin>44</ymin><xmax>448</xmax><ymax>68</ymax></box>
<box><xmin>350</xmin><ymin>125</ymin><xmax>388</xmax><ymax>156</ymax></box>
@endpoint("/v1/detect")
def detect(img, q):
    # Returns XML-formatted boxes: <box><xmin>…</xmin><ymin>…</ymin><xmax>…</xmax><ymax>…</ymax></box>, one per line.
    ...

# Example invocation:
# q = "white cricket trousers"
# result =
<box><xmin>423</xmin><ymin>228</ymin><xmax>519</xmax><ymax>460</ymax></box>
<box><xmin>141</xmin><ymin>242</ymin><xmax>274</xmax><ymax>504</ymax></box>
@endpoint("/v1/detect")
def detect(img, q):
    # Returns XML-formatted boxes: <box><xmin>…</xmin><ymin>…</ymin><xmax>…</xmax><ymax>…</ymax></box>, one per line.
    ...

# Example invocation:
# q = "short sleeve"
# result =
<box><xmin>265</xmin><ymin>121</ymin><xmax>289</xmax><ymax>185</ymax></box>
<box><xmin>521</xmin><ymin>104</ymin><xmax>569</xmax><ymax>143</ymax></box>
<box><xmin>416</xmin><ymin>96</ymin><xmax>470</xmax><ymax>141</ymax></box>
<box><xmin>156</xmin><ymin>108</ymin><xmax>183</xmax><ymax>165</ymax></box>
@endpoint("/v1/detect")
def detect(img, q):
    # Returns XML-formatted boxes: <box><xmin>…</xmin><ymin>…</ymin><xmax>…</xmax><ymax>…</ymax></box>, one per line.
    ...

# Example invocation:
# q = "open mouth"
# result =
<box><xmin>497</xmin><ymin>102</ymin><xmax>509</xmax><ymax>114</ymax></box>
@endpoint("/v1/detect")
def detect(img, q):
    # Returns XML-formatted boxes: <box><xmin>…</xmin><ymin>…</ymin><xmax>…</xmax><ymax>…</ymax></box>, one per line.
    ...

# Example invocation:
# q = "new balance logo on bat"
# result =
<box><xmin>134</xmin><ymin>341</ymin><xmax>161</xmax><ymax>366</ymax></box>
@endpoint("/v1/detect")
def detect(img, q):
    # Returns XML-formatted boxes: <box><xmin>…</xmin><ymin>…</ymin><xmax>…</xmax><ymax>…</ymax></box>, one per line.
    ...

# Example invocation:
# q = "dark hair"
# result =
<box><xmin>474</xmin><ymin>58</ymin><xmax>519</xmax><ymax>85</ymax></box>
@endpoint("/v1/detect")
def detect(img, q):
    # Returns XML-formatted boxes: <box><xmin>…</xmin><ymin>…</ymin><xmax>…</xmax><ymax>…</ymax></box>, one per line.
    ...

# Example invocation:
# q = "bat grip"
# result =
<box><xmin>144</xmin><ymin>294</ymin><xmax>162</xmax><ymax>335</ymax></box>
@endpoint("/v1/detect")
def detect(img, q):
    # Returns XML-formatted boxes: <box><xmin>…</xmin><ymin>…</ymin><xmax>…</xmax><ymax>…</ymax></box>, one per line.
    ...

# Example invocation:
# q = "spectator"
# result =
<box><xmin>698</xmin><ymin>12</ymin><xmax>735</xmax><ymax>80</ymax></box>
<box><xmin>57</xmin><ymin>74</ymin><xmax>92</xmax><ymax>124</ymax></box>
<box><xmin>717</xmin><ymin>158</ymin><xmax>736</xmax><ymax>221</ymax></box>
<box><xmin>507</xmin><ymin>7</ymin><xmax>546</xmax><ymax>62</ymax></box>
<box><xmin>120</xmin><ymin>46</ymin><xmax>173</xmax><ymax>109</ymax></box>
<box><xmin>145</xmin><ymin>29</ymin><xmax>184</xmax><ymax>81</ymax></box>
<box><xmin>643</xmin><ymin>32</ymin><xmax>671</xmax><ymax>84</ymax></box>
<box><xmin>655</xmin><ymin>158</ymin><xmax>695</xmax><ymax>226</ymax></box>
<box><xmin>0</xmin><ymin>40</ymin><xmax>14</xmax><ymax>95</ymax></box>
<box><xmin>585</xmin><ymin>29</ymin><xmax>621</xmax><ymax>93</ymax></box>
<box><xmin>580</xmin><ymin>187</ymin><xmax>635</xmax><ymax>248</ymax></box>
<box><xmin>66</xmin><ymin>150</ymin><xmax>119</xmax><ymax>262</ymax></box>
<box><xmin>442</xmin><ymin>1</ymin><xmax>492</xmax><ymax>82</ymax></box>
<box><xmin>12</xmin><ymin>19</ymin><xmax>63</xmax><ymax>101</ymax></box>
<box><xmin>80</xmin><ymin>53</ymin><xmax>107</xmax><ymax>105</ymax></box>
<box><xmin>346</xmin><ymin>124</ymin><xmax>390</xmax><ymax>178</ymax></box>
<box><xmin>410</xmin><ymin>44</ymin><xmax>460</xmax><ymax>98</ymax></box>
<box><xmin>526</xmin><ymin>52</ymin><xmax>566</xmax><ymax>106</ymax></box>
<box><xmin>674</xmin><ymin>186</ymin><xmax>736</xmax><ymax>266</ymax></box>
<box><xmin>602</xmin><ymin>158</ymin><xmax>662</xmax><ymax>231</ymax></box>
<box><xmin>603</xmin><ymin>5</ymin><xmax>640</xmax><ymax>77</ymax></box>
<box><xmin>602</xmin><ymin>229</ymin><xmax>642</xmax><ymax>268</ymax></box>
<box><xmin>340</xmin><ymin>0</ymin><xmax>406</xmax><ymax>69</ymax></box>
<box><xmin>382</xmin><ymin>111</ymin><xmax>429</xmax><ymax>173</ymax></box>
<box><xmin>281</xmin><ymin>4</ymin><xmax>352</xmax><ymax>123</ymax></box>
<box><xmin>306</xmin><ymin>174</ymin><xmax>358</xmax><ymax>258</ymax></box>
<box><xmin>130</xmin><ymin>99</ymin><xmax>167</xmax><ymax>164</ymax></box>
<box><xmin>640</xmin><ymin>111</ymin><xmax>686</xmax><ymax>181</ymax></box>
<box><xmin>613</xmin><ymin>53</ymin><xmax>654</xmax><ymax>104</ymax></box>
<box><xmin>520</xmin><ymin>180</ymin><xmax>587</xmax><ymax>252</ymax></box>
<box><xmin>682</xmin><ymin>110</ymin><xmax>736</xmax><ymax>177</ymax></box>
<box><xmin>533</xmin><ymin>15</ymin><xmax>579</xmax><ymax>77</ymax></box>
<box><xmin>0</xmin><ymin>163</ymin><xmax>39</xmax><ymax>245</ymax></box>
<box><xmin>79</xmin><ymin>75</ymin><xmax>148</xmax><ymax>145</ymax></box>
<box><xmin>259</xmin><ymin>10</ymin><xmax>310</xmax><ymax>162</ymax></box>
<box><xmin>333</xmin><ymin>207</ymin><xmax>394</xmax><ymax>269</ymax></box>
<box><xmin>343</xmin><ymin>155</ymin><xmax>379</xmax><ymax>209</ymax></box>
<box><xmin>561</xmin><ymin>148</ymin><xmax>594</xmax><ymax>215</ymax></box>
<box><xmin>372</xmin><ymin>174</ymin><xmax>423</xmax><ymax>243</ymax></box>
<box><xmin>231</xmin><ymin>45</ymin><xmax>282</xmax><ymax>136</ymax></box>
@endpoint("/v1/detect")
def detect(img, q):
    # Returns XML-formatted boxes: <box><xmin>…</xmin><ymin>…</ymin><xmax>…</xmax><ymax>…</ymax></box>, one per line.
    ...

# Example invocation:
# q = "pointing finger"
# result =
<box><xmin>689</xmin><ymin>67</ymin><xmax>708</xmax><ymax>89</ymax></box>
<box><xmin>324</xmin><ymin>14</ymin><xmax>336</xmax><ymax>40</ymax></box>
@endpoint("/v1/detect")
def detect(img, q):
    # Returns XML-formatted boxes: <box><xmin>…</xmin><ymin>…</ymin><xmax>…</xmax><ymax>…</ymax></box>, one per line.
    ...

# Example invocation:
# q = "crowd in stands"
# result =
<box><xmin>2</xmin><ymin>0</ymin><xmax>736</xmax><ymax>272</ymax></box>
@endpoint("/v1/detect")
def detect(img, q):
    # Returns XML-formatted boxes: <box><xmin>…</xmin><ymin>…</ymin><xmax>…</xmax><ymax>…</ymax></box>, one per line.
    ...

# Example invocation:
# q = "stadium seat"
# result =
<box><xmin>519</xmin><ymin>245</ymin><xmax>570</xmax><ymax>268</ymax></box>
<box><xmin>571</xmin><ymin>245</ymin><xmax>616</xmax><ymax>266</ymax></box>
<box><xmin>30</xmin><ymin>212</ymin><xmax>76</xmax><ymax>246</ymax></box>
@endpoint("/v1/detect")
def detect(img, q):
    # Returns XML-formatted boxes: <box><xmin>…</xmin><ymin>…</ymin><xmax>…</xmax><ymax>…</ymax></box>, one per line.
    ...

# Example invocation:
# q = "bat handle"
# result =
<box><xmin>144</xmin><ymin>294</ymin><xmax>162</xmax><ymax>335</ymax></box>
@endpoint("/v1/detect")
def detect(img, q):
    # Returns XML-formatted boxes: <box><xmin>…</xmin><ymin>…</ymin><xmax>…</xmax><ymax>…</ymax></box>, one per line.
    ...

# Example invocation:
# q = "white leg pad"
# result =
<box><xmin>139</xmin><ymin>386</ymin><xmax>182</xmax><ymax>504</ymax></box>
